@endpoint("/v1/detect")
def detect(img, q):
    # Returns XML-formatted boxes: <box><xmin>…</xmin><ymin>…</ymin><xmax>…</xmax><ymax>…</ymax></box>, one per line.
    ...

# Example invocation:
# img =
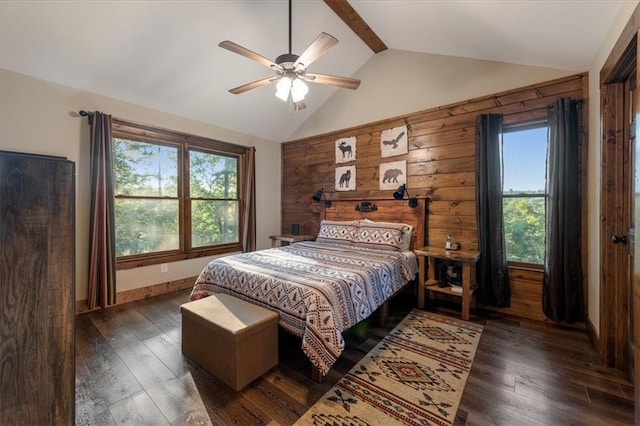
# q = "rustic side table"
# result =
<box><xmin>414</xmin><ymin>246</ymin><xmax>481</xmax><ymax>321</ymax></box>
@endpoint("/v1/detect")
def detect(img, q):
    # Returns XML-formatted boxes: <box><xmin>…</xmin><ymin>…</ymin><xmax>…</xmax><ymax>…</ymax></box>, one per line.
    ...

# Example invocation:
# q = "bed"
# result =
<box><xmin>189</xmin><ymin>199</ymin><xmax>427</xmax><ymax>378</ymax></box>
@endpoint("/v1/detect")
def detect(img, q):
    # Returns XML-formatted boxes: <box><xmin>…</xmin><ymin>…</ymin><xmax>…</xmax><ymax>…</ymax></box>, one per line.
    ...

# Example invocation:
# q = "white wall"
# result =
<box><xmin>586</xmin><ymin>0</ymin><xmax>639</xmax><ymax>334</ymax></box>
<box><xmin>291</xmin><ymin>49</ymin><xmax>575</xmax><ymax>140</ymax></box>
<box><xmin>0</xmin><ymin>68</ymin><xmax>282</xmax><ymax>301</ymax></box>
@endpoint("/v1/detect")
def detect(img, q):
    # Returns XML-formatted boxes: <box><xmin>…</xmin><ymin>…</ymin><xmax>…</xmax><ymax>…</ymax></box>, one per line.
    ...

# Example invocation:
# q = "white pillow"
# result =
<box><xmin>316</xmin><ymin>220</ymin><xmax>359</xmax><ymax>245</ymax></box>
<box><xmin>359</xmin><ymin>219</ymin><xmax>413</xmax><ymax>251</ymax></box>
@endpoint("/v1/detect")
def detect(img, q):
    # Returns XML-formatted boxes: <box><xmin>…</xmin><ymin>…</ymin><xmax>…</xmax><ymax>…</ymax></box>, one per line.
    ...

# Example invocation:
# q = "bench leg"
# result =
<box><xmin>311</xmin><ymin>365</ymin><xmax>326</xmax><ymax>383</ymax></box>
<box><xmin>379</xmin><ymin>301</ymin><xmax>389</xmax><ymax>327</ymax></box>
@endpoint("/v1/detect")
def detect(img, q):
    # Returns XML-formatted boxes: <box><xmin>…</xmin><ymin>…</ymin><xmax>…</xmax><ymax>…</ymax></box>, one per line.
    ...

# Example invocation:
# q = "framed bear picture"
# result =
<box><xmin>335</xmin><ymin>165</ymin><xmax>356</xmax><ymax>191</ymax></box>
<box><xmin>379</xmin><ymin>160</ymin><xmax>406</xmax><ymax>190</ymax></box>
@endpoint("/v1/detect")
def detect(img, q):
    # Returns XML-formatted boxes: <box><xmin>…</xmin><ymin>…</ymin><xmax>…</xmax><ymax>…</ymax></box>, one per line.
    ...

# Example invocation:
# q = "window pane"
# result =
<box><xmin>191</xmin><ymin>200</ymin><xmax>239</xmax><ymax>247</ymax></box>
<box><xmin>190</xmin><ymin>151</ymin><xmax>237</xmax><ymax>199</ymax></box>
<box><xmin>503</xmin><ymin>127</ymin><xmax>547</xmax><ymax>194</ymax></box>
<box><xmin>115</xmin><ymin>199</ymin><xmax>179</xmax><ymax>256</ymax></box>
<box><xmin>114</xmin><ymin>138</ymin><xmax>178</xmax><ymax>197</ymax></box>
<box><xmin>503</xmin><ymin>197</ymin><xmax>545</xmax><ymax>264</ymax></box>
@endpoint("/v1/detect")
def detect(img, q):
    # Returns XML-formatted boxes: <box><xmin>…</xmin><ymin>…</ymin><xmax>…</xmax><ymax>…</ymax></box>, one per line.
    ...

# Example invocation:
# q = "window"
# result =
<box><xmin>502</xmin><ymin>124</ymin><xmax>548</xmax><ymax>265</ymax></box>
<box><xmin>112</xmin><ymin>120</ymin><xmax>246</xmax><ymax>268</ymax></box>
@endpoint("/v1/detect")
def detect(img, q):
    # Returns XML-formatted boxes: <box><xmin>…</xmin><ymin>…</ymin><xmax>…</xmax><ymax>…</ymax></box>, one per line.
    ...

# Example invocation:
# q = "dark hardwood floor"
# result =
<box><xmin>76</xmin><ymin>289</ymin><xmax>635</xmax><ymax>425</ymax></box>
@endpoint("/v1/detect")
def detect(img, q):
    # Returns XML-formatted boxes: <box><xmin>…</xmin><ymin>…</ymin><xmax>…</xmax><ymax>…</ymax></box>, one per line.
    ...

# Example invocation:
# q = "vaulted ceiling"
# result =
<box><xmin>0</xmin><ymin>0</ymin><xmax>623</xmax><ymax>142</ymax></box>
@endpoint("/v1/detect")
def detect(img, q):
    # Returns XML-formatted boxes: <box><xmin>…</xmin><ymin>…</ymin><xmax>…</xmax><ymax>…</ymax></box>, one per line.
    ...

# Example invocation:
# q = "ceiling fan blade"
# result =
<box><xmin>219</xmin><ymin>40</ymin><xmax>281</xmax><ymax>70</ymax></box>
<box><xmin>304</xmin><ymin>73</ymin><xmax>361</xmax><ymax>90</ymax></box>
<box><xmin>294</xmin><ymin>32</ymin><xmax>338</xmax><ymax>69</ymax></box>
<box><xmin>228</xmin><ymin>77</ymin><xmax>279</xmax><ymax>95</ymax></box>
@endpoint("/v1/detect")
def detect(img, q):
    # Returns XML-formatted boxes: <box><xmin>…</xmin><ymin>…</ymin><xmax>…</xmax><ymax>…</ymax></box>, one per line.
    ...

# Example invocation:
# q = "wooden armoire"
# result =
<box><xmin>0</xmin><ymin>151</ymin><xmax>75</xmax><ymax>425</ymax></box>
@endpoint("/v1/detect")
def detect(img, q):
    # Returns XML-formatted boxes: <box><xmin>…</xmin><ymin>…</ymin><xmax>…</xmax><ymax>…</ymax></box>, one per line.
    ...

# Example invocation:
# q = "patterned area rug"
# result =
<box><xmin>295</xmin><ymin>310</ymin><xmax>483</xmax><ymax>426</ymax></box>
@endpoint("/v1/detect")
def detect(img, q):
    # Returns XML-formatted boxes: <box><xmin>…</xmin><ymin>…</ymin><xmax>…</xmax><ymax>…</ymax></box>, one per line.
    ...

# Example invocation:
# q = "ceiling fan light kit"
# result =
<box><xmin>219</xmin><ymin>0</ymin><xmax>360</xmax><ymax>110</ymax></box>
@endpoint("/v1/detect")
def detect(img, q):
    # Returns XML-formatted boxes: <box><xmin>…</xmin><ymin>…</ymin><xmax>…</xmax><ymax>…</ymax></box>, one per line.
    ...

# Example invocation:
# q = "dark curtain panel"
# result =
<box><xmin>242</xmin><ymin>147</ymin><xmax>256</xmax><ymax>252</ymax></box>
<box><xmin>543</xmin><ymin>98</ymin><xmax>584</xmax><ymax>323</ymax></box>
<box><xmin>475</xmin><ymin>114</ymin><xmax>510</xmax><ymax>307</ymax></box>
<box><xmin>87</xmin><ymin>112</ymin><xmax>116</xmax><ymax>309</ymax></box>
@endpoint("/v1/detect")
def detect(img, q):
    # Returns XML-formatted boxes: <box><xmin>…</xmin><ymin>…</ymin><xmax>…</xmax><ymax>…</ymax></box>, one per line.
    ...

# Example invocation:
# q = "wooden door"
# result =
<box><xmin>635</xmin><ymin>33</ymin><xmax>640</xmax><ymax>423</ymax></box>
<box><xmin>601</xmin><ymin>77</ymin><xmax>632</xmax><ymax>373</ymax></box>
<box><xmin>601</xmin><ymin>19</ymin><xmax>640</xmax><ymax>422</ymax></box>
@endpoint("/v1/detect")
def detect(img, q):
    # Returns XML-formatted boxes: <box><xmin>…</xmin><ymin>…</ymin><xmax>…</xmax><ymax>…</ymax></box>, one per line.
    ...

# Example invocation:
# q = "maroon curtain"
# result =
<box><xmin>87</xmin><ymin>112</ymin><xmax>116</xmax><ymax>309</ymax></box>
<box><xmin>242</xmin><ymin>147</ymin><xmax>256</xmax><ymax>252</ymax></box>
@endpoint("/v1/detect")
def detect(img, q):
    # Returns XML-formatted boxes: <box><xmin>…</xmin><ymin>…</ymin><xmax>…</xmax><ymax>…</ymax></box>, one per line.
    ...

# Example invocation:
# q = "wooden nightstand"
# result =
<box><xmin>269</xmin><ymin>234</ymin><xmax>315</xmax><ymax>248</ymax></box>
<box><xmin>414</xmin><ymin>246</ymin><xmax>480</xmax><ymax>321</ymax></box>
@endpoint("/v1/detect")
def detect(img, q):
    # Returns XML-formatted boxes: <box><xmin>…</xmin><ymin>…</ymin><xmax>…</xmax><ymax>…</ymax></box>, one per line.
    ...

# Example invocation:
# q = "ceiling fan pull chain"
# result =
<box><xmin>288</xmin><ymin>0</ymin><xmax>292</xmax><ymax>55</ymax></box>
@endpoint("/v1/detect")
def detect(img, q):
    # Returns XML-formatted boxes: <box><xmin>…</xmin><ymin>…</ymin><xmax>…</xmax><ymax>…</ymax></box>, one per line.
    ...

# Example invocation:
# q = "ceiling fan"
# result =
<box><xmin>219</xmin><ymin>0</ymin><xmax>361</xmax><ymax>110</ymax></box>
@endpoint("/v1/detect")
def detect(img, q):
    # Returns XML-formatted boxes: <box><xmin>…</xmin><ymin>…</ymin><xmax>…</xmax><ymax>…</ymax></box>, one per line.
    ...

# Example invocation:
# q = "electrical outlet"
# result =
<box><xmin>160</xmin><ymin>263</ymin><xmax>168</xmax><ymax>273</ymax></box>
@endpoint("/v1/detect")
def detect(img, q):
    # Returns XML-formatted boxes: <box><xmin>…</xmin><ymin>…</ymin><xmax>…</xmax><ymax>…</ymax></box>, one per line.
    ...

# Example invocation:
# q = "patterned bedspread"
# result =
<box><xmin>189</xmin><ymin>241</ymin><xmax>416</xmax><ymax>376</ymax></box>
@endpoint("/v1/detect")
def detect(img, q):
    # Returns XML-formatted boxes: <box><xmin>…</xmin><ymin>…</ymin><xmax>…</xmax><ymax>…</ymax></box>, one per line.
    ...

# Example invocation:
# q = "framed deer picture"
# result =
<box><xmin>335</xmin><ymin>136</ymin><xmax>356</xmax><ymax>164</ymax></box>
<box><xmin>380</xmin><ymin>125</ymin><xmax>408</xmax><ymax>158</ymax></box>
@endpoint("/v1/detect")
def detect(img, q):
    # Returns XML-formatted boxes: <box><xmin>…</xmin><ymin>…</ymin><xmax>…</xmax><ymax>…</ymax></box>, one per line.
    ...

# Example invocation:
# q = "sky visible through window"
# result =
<box><xmin>502</xmin><ymin>126</ymin><xmax>547</xmax><ymax>193</ymax></box>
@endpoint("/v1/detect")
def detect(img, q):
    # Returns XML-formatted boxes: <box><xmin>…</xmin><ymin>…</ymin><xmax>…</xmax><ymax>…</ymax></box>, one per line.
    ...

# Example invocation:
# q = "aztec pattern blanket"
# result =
<box><xmin>189</xmin><ymin>241</ymin><xmax>415</xmax><ymax>375</ymax></box>
<box><xmin>295</xmin><ymin>310</ymin><xmax>483</xmax><ymax>426</ymax></box>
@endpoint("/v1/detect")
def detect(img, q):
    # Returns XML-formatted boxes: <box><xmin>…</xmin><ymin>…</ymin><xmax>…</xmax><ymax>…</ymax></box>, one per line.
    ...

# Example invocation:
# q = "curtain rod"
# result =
<box><xmin>78</xmin><ymin>110</ymin><xmax>94</xmax><ymax>125</ymax></box>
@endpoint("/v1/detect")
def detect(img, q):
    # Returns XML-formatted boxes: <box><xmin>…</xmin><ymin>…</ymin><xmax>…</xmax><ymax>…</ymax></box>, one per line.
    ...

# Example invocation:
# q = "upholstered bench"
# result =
<box><xmin>180</xmin><ymin>293</ymin><xmax>279</xmax><ymax>391</ymax></box>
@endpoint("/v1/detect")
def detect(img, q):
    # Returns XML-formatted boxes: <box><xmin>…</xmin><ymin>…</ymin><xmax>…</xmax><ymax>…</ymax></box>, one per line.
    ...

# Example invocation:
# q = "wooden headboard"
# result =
<box><xmin>323</xmin><ymin>198</ymin><xmax>427</xmax><ymax>251</ymax></box>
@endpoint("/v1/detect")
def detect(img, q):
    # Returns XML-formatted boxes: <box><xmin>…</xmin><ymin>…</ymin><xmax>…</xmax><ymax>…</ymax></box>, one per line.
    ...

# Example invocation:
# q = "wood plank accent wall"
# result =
<box><xmin>282</xmin><ymin>73</ymin><xmax>588</xmax><ymax>321</ymax></box>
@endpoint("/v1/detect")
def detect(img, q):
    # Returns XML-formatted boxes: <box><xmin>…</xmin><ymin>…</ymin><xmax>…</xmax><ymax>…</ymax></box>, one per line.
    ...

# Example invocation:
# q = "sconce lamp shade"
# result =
<box><xmin>311</xmin><ymin>188</ymin><xmax>332</xmax><ymax>207</ymax></box>
<box><xmin>393</xmin><ymin>185</ymin><xmax>406</xmax><ymax>200</ymax></box>
<box><xmin>393</xmin><ymin>184</ymin><xmax>418</xmax><ymax>208</ymax></box>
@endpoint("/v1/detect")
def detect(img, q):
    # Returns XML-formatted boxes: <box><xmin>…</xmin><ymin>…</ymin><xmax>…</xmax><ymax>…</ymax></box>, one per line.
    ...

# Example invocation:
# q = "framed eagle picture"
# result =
<box><xmin>380</xmin><ymin>125</ymin><xmax>408</xmax><ymax>158</ymax></box>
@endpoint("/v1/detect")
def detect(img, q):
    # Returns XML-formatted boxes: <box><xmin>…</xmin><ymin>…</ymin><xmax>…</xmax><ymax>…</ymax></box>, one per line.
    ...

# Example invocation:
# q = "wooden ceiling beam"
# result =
<box><xmin>323</xmin><ymin>0</ymin><xmax>387</xmax><ymax>53</ymax></box>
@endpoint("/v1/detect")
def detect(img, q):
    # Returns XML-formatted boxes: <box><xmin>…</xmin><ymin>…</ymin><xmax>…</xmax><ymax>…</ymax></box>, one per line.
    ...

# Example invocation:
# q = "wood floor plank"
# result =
<box><xmin>143</xmin><ymin>332</ymin><xmax>192</xmax><ymax>379</ymax></box>
<box><xmin>108</xmin><ymin>391</ymin><xmax>170</xmax><ymax>426</ymax></box>
<box><xmin>75</xmin><ymin>315</ymin><xmax>143</xmax><ymax>407</ymax></box>
<box><xmin>240</xmin><ymin>376</ymin><xmax>308</xmax><ymax>424</ymax></box>
<box><xmin>146</xmin><ymin>376</ymin><xmax>216</xmax><ymax>425</ymax></box>
<box><xmin>261</xmin><ymin>364</ymin><xmax>337</xmax><ymax>406</ymax></box>
<box><xmin>459</xmin><ymin>386</ymin><xmax>544</xmax><ymax>426</ymax></box>
<box><xmin>75</xmin><ymin>346</ymin><xmax>117</xmax><ymax>426</ymax></box>
<box><xmin>134</xmin><ymin>295</ymin><xmax>183</xmax><ymax>343</ymax></box>
<box><xmin>75</xmin><ymin>293</ymin><xmax>636</xmax><ymax>425</ymax></box>
<box><xmin>186</xmin><ymin>370</ymin><xmax>273</xmax><ymax>425</ymax></box>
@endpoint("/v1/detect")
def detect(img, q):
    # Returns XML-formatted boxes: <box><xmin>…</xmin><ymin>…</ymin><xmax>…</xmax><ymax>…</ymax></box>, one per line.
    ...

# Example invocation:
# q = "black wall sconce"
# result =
<box><xmin>312</xmin><ymin>188</ymin><xmax>332</xmax><ymax>207</ymax></box>
<box><xmin>393</xmin><ymin>184</ymin><xmax>418</xmax><ymax>208</ymax></box>
<box><xmin>355</xmin><ymin>201</ymin><xmax>377</xmax><ymax>212</ymax></box>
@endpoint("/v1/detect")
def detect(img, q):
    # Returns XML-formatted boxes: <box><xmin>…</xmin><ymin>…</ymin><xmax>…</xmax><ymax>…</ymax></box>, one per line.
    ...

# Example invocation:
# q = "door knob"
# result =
<box><xmin>611</xmin><ymin>234</ymin><xmax>628</xmax><ymax>244</ymax></box>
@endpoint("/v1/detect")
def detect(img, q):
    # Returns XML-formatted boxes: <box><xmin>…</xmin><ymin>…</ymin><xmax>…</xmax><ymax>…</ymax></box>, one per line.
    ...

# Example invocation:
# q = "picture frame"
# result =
<box><xmin>380</xmin><ymin>125</ymin><xmax>408</xmax><ymax>158</ymax></box>
<box><xmin>379</xmin><ymin>160</ymin><xmax>406</xmax><ymax>190</ymax></box>
<box><xmin>335</xmin><ymin>165</ymin><xmax>356</xmax><ymax>191</ymax></box>
<box><xmin>335</xmin><ymin>136</ymin><xmax>356</xmax><ymax>164</ymax></box>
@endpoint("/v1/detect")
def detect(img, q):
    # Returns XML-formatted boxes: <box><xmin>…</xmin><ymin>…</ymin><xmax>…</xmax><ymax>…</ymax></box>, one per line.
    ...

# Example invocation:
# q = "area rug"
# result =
<box><xmin>295</xmin><ymin>310</ymin><xmax>483</xmax><ymax>426</ymax></box>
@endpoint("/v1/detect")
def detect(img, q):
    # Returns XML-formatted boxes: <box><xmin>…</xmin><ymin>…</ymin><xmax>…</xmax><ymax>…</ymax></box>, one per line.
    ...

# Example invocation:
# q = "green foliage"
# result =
<box><xmin>115</xmin><ymin>199</ymin><xmax>179</xmax><ymax>256</ymax></box>
<box><xmin>503</xmin><ymin>196</ymin><xmax>545</xmax><ymax>264</ymax></box>
<box><xmin>190</xmin><ymin>151</ymin><xmax>238</xmax><ymax>247</ymax></box>
<box><xmin>113</xmin><ymin>139</ymin><xmax>239</xmax><ymax>257</ymax></box>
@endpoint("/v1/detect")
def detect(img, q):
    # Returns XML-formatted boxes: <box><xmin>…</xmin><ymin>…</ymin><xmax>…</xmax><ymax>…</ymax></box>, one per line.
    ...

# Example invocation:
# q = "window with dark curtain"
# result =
<box><xmin>543</xmin><ymin>98</ymin><xmax>584</xmax><ymax>323</ymax></box>
<box><xmin>475</xmin><ymin>114</ymin><xmax>510</xmax><ymax>308</ymax></box>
